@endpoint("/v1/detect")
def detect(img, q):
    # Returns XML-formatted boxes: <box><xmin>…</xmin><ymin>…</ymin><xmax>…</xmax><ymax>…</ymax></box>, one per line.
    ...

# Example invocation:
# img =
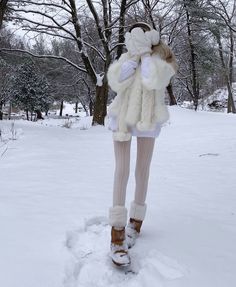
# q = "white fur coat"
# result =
<box><xmin>107</xmin><ymin>52</ymin><xmax>175</xmax><ymax>141</ymax></box>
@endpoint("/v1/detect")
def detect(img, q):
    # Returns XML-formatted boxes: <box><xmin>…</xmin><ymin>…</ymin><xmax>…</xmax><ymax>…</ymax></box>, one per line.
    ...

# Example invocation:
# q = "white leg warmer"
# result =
<box><xmin>129</xmin><ymin>201</ymin><xmax>147</xmax><ymax>221</ymax></box>
<box><xmin>109</xmin><ymin>206</ymin><xmax>128</xmax><ymax>227</ymax></box>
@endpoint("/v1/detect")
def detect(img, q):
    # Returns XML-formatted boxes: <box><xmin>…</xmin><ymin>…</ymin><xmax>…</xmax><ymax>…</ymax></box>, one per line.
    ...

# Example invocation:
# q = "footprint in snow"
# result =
<box><xmin>63</xmin><ymin>216</ymin><xmax>185</xmax><ymax>287</ymax></box>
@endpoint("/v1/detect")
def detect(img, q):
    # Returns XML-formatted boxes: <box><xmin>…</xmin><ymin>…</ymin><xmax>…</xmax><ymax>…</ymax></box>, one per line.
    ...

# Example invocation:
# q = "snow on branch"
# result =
<box><xmin>8</xmin><ymin>7</ymin><xmax>77</xmax><ymax>40</ymax></box>
<box><xmin>96</xmin><ymin>73</ymin><xmax>104</xmax><ymax>87</ymax></box>
<box><xmin>8</xmin><ymin>0</ymin><xmax>72</xmax><ymax>14</ymax></box>
<box><xmin>0</xmin><ymin>48</ymin><xmax>87</xmax><ymax>73</ymax></box>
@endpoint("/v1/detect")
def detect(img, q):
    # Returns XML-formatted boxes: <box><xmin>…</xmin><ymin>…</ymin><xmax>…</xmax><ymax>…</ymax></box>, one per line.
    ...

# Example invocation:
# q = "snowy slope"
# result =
<box><xmin>0</xmin><ymin>106</ymin><xmax>236</xmax><ymax>287</ymax></box>
<box><xmin>181</xmin><ymin>83</ymin><xmax>236</xmax><ymax>112</ymax></box>
<box><xmin>199</xmin><ymin>82</ymin><xmax>236</xmax><ymax>111</ymax></box>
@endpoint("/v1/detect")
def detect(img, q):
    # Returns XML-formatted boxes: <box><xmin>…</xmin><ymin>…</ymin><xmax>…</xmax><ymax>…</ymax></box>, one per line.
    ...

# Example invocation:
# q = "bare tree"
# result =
<box><xmin>2</xmin><ymin>0</ymin><xmax>235</xmax><ymax>116</ymax></box>
<box><xmin>207</xmin><ymin>0</ymin><xmax>236</xmax><ymax>113</ymax></box>
<box><xmin>3</xmin><ymin>0</ymin><xmax>140</xmax><ymax>125</ymax></box>
<box><xmin>0</xmin><ymin>0</ymin><xmax>9</xmax><ymax>29</ymax></box>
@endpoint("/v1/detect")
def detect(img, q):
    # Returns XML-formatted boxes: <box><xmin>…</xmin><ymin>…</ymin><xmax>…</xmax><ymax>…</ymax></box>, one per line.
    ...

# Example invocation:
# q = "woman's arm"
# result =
<box><xmin>119</xmin><ymin>57</ymin><xmax>139</xmax><ymax>82</ymax></box>
<box><xmin>107</xmin><ymin>53</ymin><xmax>138</xmax><ymax>93</ymax></box>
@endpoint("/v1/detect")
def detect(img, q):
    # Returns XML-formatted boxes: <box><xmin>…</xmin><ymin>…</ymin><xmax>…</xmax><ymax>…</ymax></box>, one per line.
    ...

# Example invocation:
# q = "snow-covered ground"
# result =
<box><xmin>0</xmin><ymin>106</ymin><xmax>236</xmax><ymax>287</ymax></box>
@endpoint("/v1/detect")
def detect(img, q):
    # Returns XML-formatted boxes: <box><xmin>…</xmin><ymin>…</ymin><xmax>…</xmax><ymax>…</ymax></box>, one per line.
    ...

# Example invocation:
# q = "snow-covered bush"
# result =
<box><xmin>62</xmin><ymin>119</ymin><xmax>73</xmax><ymax>129</ymax></box>
<box><xmin>0</xmin><ymin>122</ymin><xmax>22</xmax><ymax>142</ymax></box>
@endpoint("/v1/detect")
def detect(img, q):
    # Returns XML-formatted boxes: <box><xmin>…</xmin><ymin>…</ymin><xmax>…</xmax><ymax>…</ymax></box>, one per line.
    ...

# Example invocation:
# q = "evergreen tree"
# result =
<box><xmin>10</xmin><ymin>61</ymin><xmax>52</xmax><ymax>120</ymax></box>
<box><xmin>0</xmin><ymin>56</ymin><xmax>12</xmax><ymax>119</ymax></box>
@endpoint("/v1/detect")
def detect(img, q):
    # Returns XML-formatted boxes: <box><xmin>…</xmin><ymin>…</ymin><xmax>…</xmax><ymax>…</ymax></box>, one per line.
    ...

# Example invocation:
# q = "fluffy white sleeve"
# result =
<box><xmin>119</xmin><ymin>60</ymin><xmax>138</xmax><ymax>82</ymax></box>
<box><xmin>107</xmin><ymin>53</ymin><xmax>135</xmax><ymax>93</ymax></box>
<box><xmin>141</xmin><ymin>54</ymin><xmax>175</xmax><ymax>91</ymax></box>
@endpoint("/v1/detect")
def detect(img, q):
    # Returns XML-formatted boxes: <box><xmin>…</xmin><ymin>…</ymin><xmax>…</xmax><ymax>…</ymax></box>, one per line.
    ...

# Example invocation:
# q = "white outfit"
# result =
<box><xmin>107</xmin><ymin>51</ymin><xmax>175</xmax><ymax>141</ymax></box>
<box><xmin>108</xmin><ymin>27</ymin><xmax>176</xmax><ymax>233</ymax></box>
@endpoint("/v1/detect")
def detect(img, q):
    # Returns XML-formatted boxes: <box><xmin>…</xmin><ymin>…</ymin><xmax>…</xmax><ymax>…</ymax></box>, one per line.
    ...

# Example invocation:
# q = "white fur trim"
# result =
<box><xmin>142</xmin><ymin>55</ymin><xmax>175</xmax><ymax>91</ymax></box>
<box><xmin>125</xmin><ymin>69</ymin><xmax>142</xmax><ymax>126</ymax></box>
<box><xmin>145</xmin><ymin>30</ymin><xmax>160</xmax><ymax>46</ymax></box>
<box><xmin>136</xmin><ymin>121</ymin><xmax>156</xmax><ymax>132</ymax></box>
<box><xmin>113</xmin><ymin>131</ymin><xmax>131</xmax><ymax>142</ymax></box>
<box><xmin>140</xmin><ymin>86</ymin><xmax>155</xmax><ymax>130</ymax></box>
<box><xmin>109</xmin><ymin>206</ymin><xmax>127</xmax><ymax>227</ymax></box>
<box><xmin>129</xmin><ymin>202</ymin><xmax>147</xmax><ymax>221</ymax></box>
<box><xmin>108</xmin><ymin>93</ymin><xmax>122</xmax><ymax>118</ymax></box>
<box><xmin>107</xmin><ymin>51</ymin><xmax>175</xmax><ymax>141</ymax></box>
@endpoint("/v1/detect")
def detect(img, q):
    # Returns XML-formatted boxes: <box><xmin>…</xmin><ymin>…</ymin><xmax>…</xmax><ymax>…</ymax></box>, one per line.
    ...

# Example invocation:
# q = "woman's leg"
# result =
<box><xmin>112</xmin><ymin>139</ymin><xmax>131</xmax><ymax>206</ymax></box>
<box><xmin>109</xmin><ymin>139</ymin><xmax>132</xmax><ymax>266</ymax></box>
<box><xmin>129</xmin><ymin>137</ymin><xmax>155</xmax><ymax>221</ymax></box>
<box><xmin>134</xmin><ymin>137</ymin><xmax>155</xmax><ymax>205</ymax></box>
<box><xmin>126</xmin><ymin>137</ymin><xmax>155</xmax><ymax>248</ymax></box>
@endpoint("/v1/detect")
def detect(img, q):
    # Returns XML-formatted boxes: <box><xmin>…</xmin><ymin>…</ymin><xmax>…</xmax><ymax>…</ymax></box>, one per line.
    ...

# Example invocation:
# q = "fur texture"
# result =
<box><xmin>107</xmin><ymin>51</ymin><xmax>176</xmax><ymax>142</ymax></box>
<box><xmin>109</xmin><ymin>206</ymin><xmax>128</xmax><ymax>227</ymax></box>
<box><xmin>146</xmin><ymin>29</ymin><xmax>160</xmax><ymax>46</ymax></box>
<box><xmin>125</xmin><ymin>28</ymin><xmax>152</xmax><ymax>56</ymax></box>
<box><xmin>129</xmin><ymin>201</ymin><xmax>147</xmax><ymax>221</ymax></box>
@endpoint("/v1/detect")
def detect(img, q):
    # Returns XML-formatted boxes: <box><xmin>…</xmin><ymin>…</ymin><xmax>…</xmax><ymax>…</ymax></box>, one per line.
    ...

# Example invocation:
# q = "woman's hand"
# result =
<box><xmin>119</xmin><ymin>57</ymin><xmax>139</xmax><ymax>82</ymax></box>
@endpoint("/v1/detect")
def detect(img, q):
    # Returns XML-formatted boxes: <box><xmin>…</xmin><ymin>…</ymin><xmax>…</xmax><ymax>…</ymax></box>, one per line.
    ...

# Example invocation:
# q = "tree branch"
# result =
<box><xmin>8</xmin><ymin>0</ymin><xmax>72</xmax><ymax>14</ymax></box>
<box><xmin>0</xmin><ymin>48</ymin><xmax>87</xmax><ymax>73</ymax></box>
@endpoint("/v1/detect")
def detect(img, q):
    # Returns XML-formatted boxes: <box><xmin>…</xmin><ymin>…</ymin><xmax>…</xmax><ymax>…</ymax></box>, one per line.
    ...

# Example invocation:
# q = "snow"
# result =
<box><xmin>54</xmin><ymin>102</ymin><xmax>87</xmax><ymax>117</ymax></box>
<box><xmin>96</xmin><ymin>73</ymin><xmax>104</xmax><ymax>87</ymax></box>
<box><xmin>0</xmin><ymin>106</ymin><xmax>236</xmax><ymax>287</ymax></box>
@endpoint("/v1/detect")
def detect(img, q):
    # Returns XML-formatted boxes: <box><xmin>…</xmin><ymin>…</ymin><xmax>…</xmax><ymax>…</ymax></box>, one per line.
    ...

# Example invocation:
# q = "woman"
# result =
<box><xmin>107</xmin><ymin>22</ymin><xmax>178</xmax><ymax>267</ymax></box>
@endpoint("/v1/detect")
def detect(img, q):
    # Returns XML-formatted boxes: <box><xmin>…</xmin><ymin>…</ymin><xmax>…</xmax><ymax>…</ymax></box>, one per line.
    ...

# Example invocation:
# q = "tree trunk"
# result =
<box><xmin>75</xmin><ymin>101</ymin><xmax>78</xmax><ymax>113</ymax></box>
<box><xmin>184</xmin><ymin>1</ymin><xmax>199</xmax><ymax>110</ymax></box>
<box><xmin>116</xmin><ymin>0</ymin><xmax>127</xmax><ymax>59</ymax></box>
<box><xmin>36</xmin><ymin>110</ymin><xmax>44</xmax><ymax>120</ymax></box>
<box><xmin>59</xmin><ymin>100</ymin><xmax>64</xmax><ymax>116</ymax></box>
<box><xmin>26</xmin><ymin>110</ymin><xmax>29</xmax><ymax>121</ymax></box>
<box><xmin>226</xmin><ymin>81</ymin><xmax>236</xmax><ymax>113</ymax></box>
<box><xmin>0</xmin><ymin>101</ymin><xmax>3</xmax><ymax>120</ymax></box>
<box><xmin>216</xmin><ymin>33</ymin><xmax>236</xmax><ymax>114</ymax></box>
<box><xmin>92</xmin><ymin>82</ymin><xmax>108</xmax><ymax>125</ymax></box>
<box><xmin>0</xmin><ymin>0</ymin><xmax>8</xmax><ymax>30</ymax></box>
<box><xmin>89</xmin><ymin>100</ymin><xmax>93</xmax><ymax>116</ymax></box>
<box><xmin>167</xmin><ymin>83</ymin><xmax>177</xmax><ymax>105</ymax></box>
<box><xmin>8</xmin><ymin>102</ymin><xmax>11</xmax><ymax>120</ymax></box>
<box><xmin>227</xmin><ymin>29</ymin><xmax>235</xmax><ymax>113</ymax></box>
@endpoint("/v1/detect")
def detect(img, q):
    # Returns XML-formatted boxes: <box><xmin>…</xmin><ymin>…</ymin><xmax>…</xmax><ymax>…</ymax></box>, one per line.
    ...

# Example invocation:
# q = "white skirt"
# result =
<box><xmin>107</xmin><ymin>116</ymin><xmax>162</xmax><ymax>138</ymax></box>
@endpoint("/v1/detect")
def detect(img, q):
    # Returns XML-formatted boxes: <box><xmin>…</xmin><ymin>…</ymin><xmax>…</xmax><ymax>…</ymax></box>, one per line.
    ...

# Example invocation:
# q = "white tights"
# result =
<box><xmin>112</xmin><ymin>137</ymin><xmax>155</xmax><ymax>207</ymax></box>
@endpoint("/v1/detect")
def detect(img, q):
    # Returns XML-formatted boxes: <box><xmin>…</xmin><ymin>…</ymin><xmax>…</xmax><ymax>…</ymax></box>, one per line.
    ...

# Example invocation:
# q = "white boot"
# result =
<box><xmin>126</xmin><ymin>202</ymin><xmax>147</xmax><ymax>248</ymax></box>
<box><xmin>110</xmin><ymin>227</ymin><xmax>130</xmax><ymax>266</ymax></box>
<box><xmin>109</xmin><ymin>206</ymin><xmax>130</xmax><ymax>266</ymax></box>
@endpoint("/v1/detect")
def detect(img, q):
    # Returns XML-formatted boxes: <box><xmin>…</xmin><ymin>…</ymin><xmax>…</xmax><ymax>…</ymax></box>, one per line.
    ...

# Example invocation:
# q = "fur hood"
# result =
<box><xmin>107</xmin><ymin>52</ymin><xmax>175</xmax><ymax>141</ymax></box>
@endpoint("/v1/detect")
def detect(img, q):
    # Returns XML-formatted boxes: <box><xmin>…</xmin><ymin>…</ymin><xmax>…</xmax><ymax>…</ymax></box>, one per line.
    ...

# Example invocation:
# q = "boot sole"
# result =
<box><xmin>112</xmin><ymin>259</ymin><xmax>131</xmax><ymax>267</ymax></box>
